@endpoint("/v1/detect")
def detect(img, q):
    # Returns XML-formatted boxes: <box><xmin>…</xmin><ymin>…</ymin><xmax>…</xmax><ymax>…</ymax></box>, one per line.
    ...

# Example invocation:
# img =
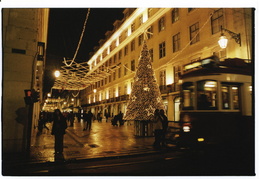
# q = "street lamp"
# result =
<box><xmin>218</xmin><ymin>26</ymin><xmax>241</xmax><ymax>49</ymax></box>
<box><xmin>54</xmin><ymin>70</ymin><xmax>60</xmax><ymax>78</ymax></box>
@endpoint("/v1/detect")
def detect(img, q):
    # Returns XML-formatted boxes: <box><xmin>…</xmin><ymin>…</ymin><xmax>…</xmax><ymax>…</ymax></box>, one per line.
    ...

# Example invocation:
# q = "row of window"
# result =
<box><xmin>182</xmin><ymin>80</ymin><xmax>240</xmax><ymax>110</ymax></box>
<box><xmin>87</xmin><ymin>82</ymin><xmax>134</xmax><ymax>103</ymax></box>
<box><xmin>93</xmin><ymin>8</ymin><xmax>224</xmax><ymax>71</ymax></box>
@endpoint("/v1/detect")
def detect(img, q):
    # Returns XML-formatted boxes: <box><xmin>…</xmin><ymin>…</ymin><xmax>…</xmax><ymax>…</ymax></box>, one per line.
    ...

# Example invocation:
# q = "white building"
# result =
<box><xmin>80</xmin><ymin>8</ymin><xmax>253</xmax><ymax>122</ymax></box>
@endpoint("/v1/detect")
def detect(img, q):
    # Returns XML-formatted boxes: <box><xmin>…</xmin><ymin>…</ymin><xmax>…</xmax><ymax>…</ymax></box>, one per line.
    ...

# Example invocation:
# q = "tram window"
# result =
<box><xmin>221</xmin><ymin>84</ymin><xmax>240</xmax><ymax>110</ymax></box>
<box><xmin>197</xmin><ymin>80</ymin><xmax>217</xmax><ymax>110</ymax></box>
<box><xmin>182</xmin><ymin>82</ymin><xmax>194</xmax><ymax>109</ymax></box>
<box><xmin>221</xmin><ymin>86</ymin><xmax>230</xmax><ymax>109</ymax></box>
<box><xmin>232</xmin><ymin>86</ymin><xmax>239</xmax><ymax>109</ymax></box>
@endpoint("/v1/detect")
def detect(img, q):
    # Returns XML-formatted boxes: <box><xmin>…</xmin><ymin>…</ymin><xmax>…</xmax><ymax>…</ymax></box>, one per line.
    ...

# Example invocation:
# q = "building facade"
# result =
<box><xmin>80</xmin><ymin>8</ymin><xmax>253</xmax><ymax>121</ymax></box>
<box><xmin>3</xmin><ymin>8</ymin><xmax>49</xmax><ymax>153</ymax></box>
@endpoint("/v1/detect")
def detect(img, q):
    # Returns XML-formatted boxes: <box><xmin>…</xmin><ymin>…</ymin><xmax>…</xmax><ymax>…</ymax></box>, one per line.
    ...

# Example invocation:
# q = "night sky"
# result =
<box><xmin>44</xmin><ymin>8</ymin><xmax>125</xmax><ymax>93</ymax></box>
<box><xmin>47</xmin><ymin>8</ymin><xmax>125</xmax><ymax>63</ymax></box>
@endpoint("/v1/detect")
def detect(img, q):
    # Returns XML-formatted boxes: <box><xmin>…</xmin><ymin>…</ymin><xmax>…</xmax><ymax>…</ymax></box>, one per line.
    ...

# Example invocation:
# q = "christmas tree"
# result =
<box><xmin>124</xmin><ymin>41</ymin><xmax>164</xmax><ymax>121</ymax></box>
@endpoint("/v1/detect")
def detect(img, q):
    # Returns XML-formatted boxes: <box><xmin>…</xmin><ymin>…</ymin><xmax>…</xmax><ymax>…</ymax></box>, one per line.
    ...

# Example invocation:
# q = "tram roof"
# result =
<box><xmin>181</xmin><ymin>57</ymin><xmax>252</xmax><ymax>78</ymax></box>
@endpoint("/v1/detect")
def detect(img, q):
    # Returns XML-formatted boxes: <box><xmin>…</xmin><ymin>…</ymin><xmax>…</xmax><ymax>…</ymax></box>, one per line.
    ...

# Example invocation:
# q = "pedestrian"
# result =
<box><xmin>112</xmin><ymin>114</ymin><xmax>119</xmax><ymax>126</ymax></box>
<box><xmin>37</xmin><ymin>112</ymin><xmax>49</xmax><ymax>135</ymax></box>
<box><xmin>153</xmin><ymin>109</ymin><xmax>163</xmax><ymax>149</ymax></box>
<box><xmin>82</xmin><ymin>111</ymin><xmax>87</xmax><ymax>130</ymax></box>
<box><xmin>77</xmin><ymin>112</ymin><xmax>81</xmax><ymax>123</ymax></box>
<box><xmin>118</xmin><ymin>111</ymin><xmax>124</xmax><ymax>126</ymax></box>
<box><xmin>83</xmin><ymin>110</ymin><xmax>93</xmax><ymax>131</ymax></box>
<box><xmin>97</xmin><ymin>111</ymin><xmax>102</xmax><ymax>122</ymax></box>
<box><xmin>160</xmin><ymin>109</ymin><xmax>168</xmax><ymax>147</ymax></box>
<box><xmin>68</xmin><ymin>111</ymin><xmax>74</xmax><ymax>127</ymax></box>
<box><xmin>51</xmin><ymin>109</ymin><xmax>67</xmax><ymax>154</ymax></box>
<box><xmin>105</xmin><ymin>111</ymin><xmax>109</xmax><ymax>122</ymax></box>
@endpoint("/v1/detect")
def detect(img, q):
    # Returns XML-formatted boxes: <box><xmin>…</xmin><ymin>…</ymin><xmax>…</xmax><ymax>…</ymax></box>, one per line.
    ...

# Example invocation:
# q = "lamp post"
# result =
<box><xmin>218</xmin><ymin>26</ymin><xmax>241</xmax><ymax>49</ymax></box>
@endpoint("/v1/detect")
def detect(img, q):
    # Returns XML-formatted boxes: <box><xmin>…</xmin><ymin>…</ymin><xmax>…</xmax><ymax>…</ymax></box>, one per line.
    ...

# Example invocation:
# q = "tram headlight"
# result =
<box><xmin>197</xmin><ymin>138</ymin><xmax>205</xmax><ymax>142</ymax></box>
<box><xmin>183</xmin><ymin>126</ymin><xmax>190</xmax><ymax>132</ymax></box>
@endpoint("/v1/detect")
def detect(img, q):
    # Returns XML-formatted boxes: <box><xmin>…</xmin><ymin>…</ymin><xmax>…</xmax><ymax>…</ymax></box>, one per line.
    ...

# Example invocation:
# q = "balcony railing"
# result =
<box><xmin>85</xmin><ymin>94</ymin><xmax>130</xmax><ymax>107</ymax></box>
<box><xmin>160</xmin><ymin>83</ymin><xmax>180</xmax><ymax>94</ymax></box>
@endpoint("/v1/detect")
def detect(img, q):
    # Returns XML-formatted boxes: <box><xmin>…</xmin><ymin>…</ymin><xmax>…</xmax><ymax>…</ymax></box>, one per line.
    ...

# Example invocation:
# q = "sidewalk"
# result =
<box><xmin>27</xmin><ymin>119</ymin><xmax>167</xmax><ymax>164</ymax></box>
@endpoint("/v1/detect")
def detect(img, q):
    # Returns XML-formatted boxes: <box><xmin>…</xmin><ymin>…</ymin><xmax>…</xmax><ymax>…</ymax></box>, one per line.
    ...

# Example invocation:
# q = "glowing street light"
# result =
<box><xmin>54</xmin><ymin>70</ymin><xmax>60</xmax><ymax>77</ymax></box>
<box><xmin>218</xmin><ymin>26</ymin><xmax>241</xmax><ymax>49</ymax></box>
<box><xmin>218</xmin><ymin>35</ymin><xmax>228</xmax><ymax>49</ymax></box>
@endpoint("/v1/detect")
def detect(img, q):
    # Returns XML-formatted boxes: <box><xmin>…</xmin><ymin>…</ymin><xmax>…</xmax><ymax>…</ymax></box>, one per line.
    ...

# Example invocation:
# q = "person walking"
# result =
<box><xmin>118</xmin><ymin>111</ymin><xmax>124</xmax><ymax>126</ymax></box>
<box><xmin>160</xmin><ymin>109</ymin><xmax>168</xmax><ymax>147</ymax></box>
<box><xmin>111</xmin><ymin>114</ymin><xmax>118</xmax><ymax>126</ymax></box>
<box><xmin>97</xmin><ymin>111</ymin><xmax>102</xmax><ymax>122</ymax></box>
<box><xmin>105</xmin><ymin>111</ymin><xmax>109</xmax><ymax>122</ymax></box>
<box><xmin>68</xmin><ymin>111</ymin><xmax>74</xmax><ymax>127</ymax></box>
<box><xmin>51</xmin><ymin>109</ymin><xmax>67</xmax><ymax>154</ymax></box>
<box><xmin>153</xmin><ymin>109</ymin><xmax>163</xmax><ymax>149</ymax></box>
<box><xmin>84</xmin><ymin>110</ymin><xmax>93</xmax><ymax>131</ymax></box>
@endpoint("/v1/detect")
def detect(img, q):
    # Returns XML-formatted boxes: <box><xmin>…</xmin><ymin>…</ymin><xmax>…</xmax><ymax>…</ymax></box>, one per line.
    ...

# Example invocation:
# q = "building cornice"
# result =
<box><xmin>87</xmin><ymin>8</ymin><xmax>171</xmax><ymax>74</ymax></box>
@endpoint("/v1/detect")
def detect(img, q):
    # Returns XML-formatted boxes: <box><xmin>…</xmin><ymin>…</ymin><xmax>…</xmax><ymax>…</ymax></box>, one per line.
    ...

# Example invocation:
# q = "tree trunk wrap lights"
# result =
<box><xmin>124</xmin><ymin>41</ymin><xmax>165</xmax><ymax>136</ymax></box>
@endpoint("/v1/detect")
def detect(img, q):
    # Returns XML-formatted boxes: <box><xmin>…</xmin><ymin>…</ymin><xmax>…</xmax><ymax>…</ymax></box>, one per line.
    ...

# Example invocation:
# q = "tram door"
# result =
<box><xmin>174</xmin><ymin>97</ymin><xmax>180</xmax><ymax>122</ymax></box>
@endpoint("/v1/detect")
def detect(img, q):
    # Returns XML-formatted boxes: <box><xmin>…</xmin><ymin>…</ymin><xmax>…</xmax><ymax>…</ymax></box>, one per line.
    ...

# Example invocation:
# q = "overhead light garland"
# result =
<box><xmin>64</xmin><ymin>8</ymin><xmax>91</xmax><ymax>67</ymax></box>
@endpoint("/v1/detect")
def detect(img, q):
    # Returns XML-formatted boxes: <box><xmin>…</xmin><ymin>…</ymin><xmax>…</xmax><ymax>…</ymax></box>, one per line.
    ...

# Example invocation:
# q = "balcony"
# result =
<box><xmin>85</xmin><ymin>95</ymin><xmax>130</xmax><ymax>107</ymax></box>
<box><xmin>160</xmin><ymin>83</ymin><xmax>180</xmax><ymax>94</ymax></box>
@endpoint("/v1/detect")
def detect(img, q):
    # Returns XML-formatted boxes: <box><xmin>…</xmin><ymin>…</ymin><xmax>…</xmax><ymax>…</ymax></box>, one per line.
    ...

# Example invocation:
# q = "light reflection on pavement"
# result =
<box><xmin>30</xmin><ymin>119</ymin><xmax>155</xmax><ymax>162</ymax></box>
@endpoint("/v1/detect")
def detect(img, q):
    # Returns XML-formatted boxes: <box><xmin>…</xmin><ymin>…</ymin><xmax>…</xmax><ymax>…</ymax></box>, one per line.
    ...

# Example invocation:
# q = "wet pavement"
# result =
<box><xmin>28</xmin><ymin>118</ymin><xmax>165</xmax><ymax>163</ymax></box>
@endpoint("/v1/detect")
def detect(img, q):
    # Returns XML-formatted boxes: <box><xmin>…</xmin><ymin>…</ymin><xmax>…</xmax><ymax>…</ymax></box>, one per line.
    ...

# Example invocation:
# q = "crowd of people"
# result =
<box><xmin>37</xmin><ymin>108</ymin><xmax>168</xmax><ymax>154</ymax></box>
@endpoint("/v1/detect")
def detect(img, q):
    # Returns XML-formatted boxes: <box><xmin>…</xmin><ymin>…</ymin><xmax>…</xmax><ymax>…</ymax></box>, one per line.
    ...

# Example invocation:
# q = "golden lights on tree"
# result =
<box><xmin>124</xmin><ymin>41</ymin><xmax>164</xmax><ymax>121</ymax></box>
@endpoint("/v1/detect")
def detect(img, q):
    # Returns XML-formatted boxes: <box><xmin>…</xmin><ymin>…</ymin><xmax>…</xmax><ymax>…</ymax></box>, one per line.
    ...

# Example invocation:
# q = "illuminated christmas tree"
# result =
<box><xmin>124</xmin><ymin>41</ymin><xmax>164</xmax><ymax>135</ymax></box>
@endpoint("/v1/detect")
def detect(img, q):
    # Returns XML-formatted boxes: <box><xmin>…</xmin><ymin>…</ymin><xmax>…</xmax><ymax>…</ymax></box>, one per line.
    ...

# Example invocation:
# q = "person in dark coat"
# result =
<box><xmin>51</xmin><ymin>109</ymin><xmax>67</xmax><ymax>154</ymax></box>
<box><xmin>105</xmin><ymin>111</ymin><xmax>109</xmax><ymax>122</ymax></box>
<box><xmin>83</xmin><ymin>110</ymin><xmax>93</xmax><ymax>131</ymax></box>
<box><xmin>153</xmin><ymin>109</ymin><xmax>163</xmax><ymax>148</ymax></box>
<box><xmin>160</xmin><ymin>109</ymin><xmax>168</xmax><ymax>146</ymax></box>
<box><xmin>118</xmin><ymin>111</ymin><xmax>124</xmax><ymax>126</ymax></box>
<box><xmin>68</xmin><ymin>111</ymin><xmax>74</xmax><ymax>127</ymax></box>
<box><xmin>97</xmin><ymin>111</ymin><xmax>102</xmax><ymax>122</ymax></box>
